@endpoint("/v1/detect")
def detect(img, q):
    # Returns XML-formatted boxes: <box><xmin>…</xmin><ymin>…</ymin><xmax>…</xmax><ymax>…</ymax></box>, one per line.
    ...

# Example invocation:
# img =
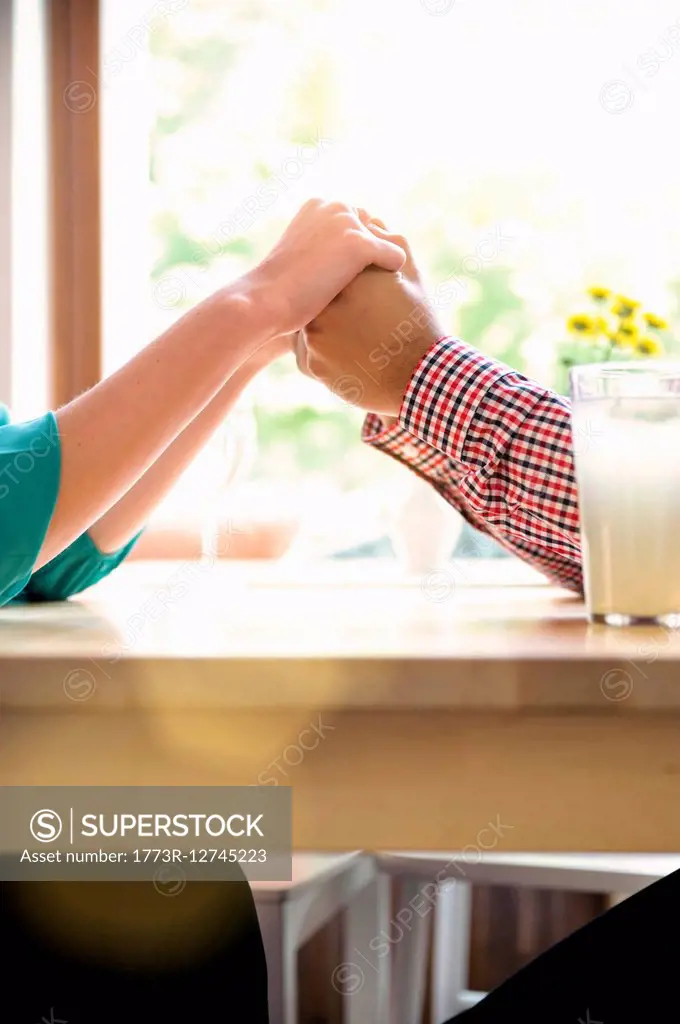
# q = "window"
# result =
<box><xmin>100</xmin><ymin>0</ymin><xmax>680</xmax><ymax>562</ymax></box>
<box><xmin>8</xmin><ymin>0</ymin><xmax>49</xmax><ymax>421</ymax></box>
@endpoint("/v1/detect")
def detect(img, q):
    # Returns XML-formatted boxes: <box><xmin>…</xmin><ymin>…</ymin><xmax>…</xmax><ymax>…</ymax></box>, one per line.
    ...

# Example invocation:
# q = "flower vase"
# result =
<box><xmin>388</xmin><ymin>474</ymin><xmax>464</xmax><ymax>575</ymax></box>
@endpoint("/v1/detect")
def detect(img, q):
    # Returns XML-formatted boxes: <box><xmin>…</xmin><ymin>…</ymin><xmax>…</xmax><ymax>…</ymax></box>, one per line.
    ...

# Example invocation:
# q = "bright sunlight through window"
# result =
<box><xmin>102</xmin><ymin>0</ymin><xmax>680</xmax><ymax>562</ymax></box>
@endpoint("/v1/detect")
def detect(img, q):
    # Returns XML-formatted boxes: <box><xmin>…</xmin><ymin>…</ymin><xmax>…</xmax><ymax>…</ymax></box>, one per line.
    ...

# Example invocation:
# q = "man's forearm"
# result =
<box><xmin>364</xmin><ymin>338</ymin><xmax>583</xmax><ymax>592</ymax></box>
<box><xmin>289</xmin><ymin>216</ymin><xmax>582</xmax><ymax>590</ymax></box>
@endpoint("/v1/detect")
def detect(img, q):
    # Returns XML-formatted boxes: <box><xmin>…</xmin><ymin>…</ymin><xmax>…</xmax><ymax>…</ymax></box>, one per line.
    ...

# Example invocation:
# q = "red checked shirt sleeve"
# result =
<box><xmin>362</xmin><ymin>337</ymin><xmax>583</xmax><ymax>592</ymax></box>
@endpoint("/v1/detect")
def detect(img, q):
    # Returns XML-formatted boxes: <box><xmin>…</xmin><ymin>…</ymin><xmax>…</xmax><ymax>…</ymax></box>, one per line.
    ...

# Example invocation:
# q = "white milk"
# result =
<box><xmin>572</xmin><ymin>396</ymin><xmax>680</xmax><ymax>619</ymax></box>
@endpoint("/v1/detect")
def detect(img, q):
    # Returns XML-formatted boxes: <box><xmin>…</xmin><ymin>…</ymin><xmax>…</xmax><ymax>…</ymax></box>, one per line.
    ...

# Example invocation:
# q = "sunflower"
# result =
<box><xmin>642</xmin><ymin>312</ymin><xmax>668</xmax><ymax>331</ymax></box>
<box><xmin>611</xmin><ymin>295</ymin><xmax>641</xmax><ymax>319</ymax></box>
<box><xmin>567</xmin><ymin>314</ymin><xmax>599</xmax><ymax>336</ymax></box>
<box><xmin>587</xmin><ymin>286</ymin><xmax>611</xmax><ymax>302</ymax></box>
<box><xmin>614</xmin><ymin>320</ymin><xmax>639</xmax><ymax>341</ymax></box>
<box><xmin>637</xmin><ymin>337</ymin><xmax>663</xmax><ymax>356</ymax></box>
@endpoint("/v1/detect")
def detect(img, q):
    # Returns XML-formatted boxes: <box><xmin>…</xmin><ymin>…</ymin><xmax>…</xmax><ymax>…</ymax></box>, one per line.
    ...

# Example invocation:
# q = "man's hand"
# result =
<box><xmin>295</xmin><ymin>220</ymin><xmax>444</xmax><ymax>416</ymax></box>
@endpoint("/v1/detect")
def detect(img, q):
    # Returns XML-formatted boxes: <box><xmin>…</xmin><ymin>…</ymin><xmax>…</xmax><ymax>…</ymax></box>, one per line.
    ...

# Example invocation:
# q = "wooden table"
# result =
<box><xmin>2</xmin><ymin>559</ymin><xmax>680</xmax><ymax>852</ymax></box>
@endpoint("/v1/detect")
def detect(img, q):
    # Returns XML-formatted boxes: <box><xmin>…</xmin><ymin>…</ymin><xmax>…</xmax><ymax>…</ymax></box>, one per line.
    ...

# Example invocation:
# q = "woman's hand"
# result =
<box><xmin>36</xmin><ymin>205</ymin><xmax>398</xmax><ymax>570</ymax></box>
<box><xmin>247</xmin><ymin>199</ymin><xmax>406</xmax><ymax>336</ymax></box>
<box><xmin>294</xmin><ymin>219</ymin><xmax>443</xmax><ymax>415</ymax></box>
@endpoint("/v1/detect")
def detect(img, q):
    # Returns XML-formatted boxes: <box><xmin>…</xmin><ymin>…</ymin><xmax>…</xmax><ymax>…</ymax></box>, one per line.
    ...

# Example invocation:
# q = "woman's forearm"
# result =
<box><xmin>40</xmin><ymin>286</ymin><xmax>272</xmax><ymax>567</ymax></box>
<box><xmin>35</xmin><ymin>199</ymin><xmax>405</xmax><ymax>569</ymax></box>
<box><xmin>87</xmin><ymin>342</ymin><xmax>280</xmax><ymax>553</ymax></box>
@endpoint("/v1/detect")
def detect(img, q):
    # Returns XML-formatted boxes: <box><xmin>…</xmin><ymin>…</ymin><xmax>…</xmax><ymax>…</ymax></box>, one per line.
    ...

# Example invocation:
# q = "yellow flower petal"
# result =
<box><xmin>611</xmin><ymin>295</ymin><xmax>641</xmax><ymax>318</ymax></box>
<box><xmin>642</xmin><ymin>312</ymin><xmax>668</xmax><ymax>330</ymax></box>
<box><xmin>567</xmin><ymin>314</ymin><xmax>598</xmax><ymax>336</ymax></box>
<box><xmin>587</xmin><ymin>286</ymin><xmax>611</xmax><ymax>301</ymax></box>
<box><xmin>637</xmin><ymin>337</ymin><xmax>663</xmax><ymax>356</ymax></box>
<box><xmin>615</xmin><ymin>321</ymin><xmax>639</xmax><ymax>339</ymax></box>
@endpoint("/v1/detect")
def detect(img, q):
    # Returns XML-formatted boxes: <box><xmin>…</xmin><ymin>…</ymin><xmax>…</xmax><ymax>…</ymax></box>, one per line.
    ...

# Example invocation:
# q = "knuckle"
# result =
<box><xmin>388</xmin><ymin>232</ymin><xmax>408</xmax><ymax>251</ymax></box>
<box><xmin>301</xmin><ymin>197</ymin><xmax>324</xmax><ymax>216</ymax></box>
<box><xmin>326</xmin><ymin>200</ymin><xmax>352</xmax><ymax>217</ymax></box>
<box><xmin>344</xmin><ymin>226</ymin><xmax>370</xmax><ymax>245</ymax></box>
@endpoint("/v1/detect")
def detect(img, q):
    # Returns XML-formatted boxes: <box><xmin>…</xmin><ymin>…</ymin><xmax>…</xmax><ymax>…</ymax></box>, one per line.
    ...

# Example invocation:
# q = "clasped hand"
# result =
<box><xmin>251</xmin><ymin>202</ymin><xmax>444</xmax><ymax>419</ymax></box>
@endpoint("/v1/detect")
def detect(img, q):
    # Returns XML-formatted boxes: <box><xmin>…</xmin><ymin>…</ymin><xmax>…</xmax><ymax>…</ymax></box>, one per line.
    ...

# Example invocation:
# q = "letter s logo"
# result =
<box><xmin>30</xmin><ymin>809</ymin><xmax>63</xmax><ymax>843</ymax></box>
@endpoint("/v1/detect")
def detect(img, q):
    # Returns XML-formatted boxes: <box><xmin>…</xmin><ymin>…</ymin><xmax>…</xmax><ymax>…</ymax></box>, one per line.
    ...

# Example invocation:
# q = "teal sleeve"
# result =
<box><xmin>21</xmin><ymin>529</ymin><xmax>143</xmax><ymax>603</ymax></box>
<box><xmin>0</xmin><ymin>411</ymin><xmax>61</xmax><ymax>606</ymax></box>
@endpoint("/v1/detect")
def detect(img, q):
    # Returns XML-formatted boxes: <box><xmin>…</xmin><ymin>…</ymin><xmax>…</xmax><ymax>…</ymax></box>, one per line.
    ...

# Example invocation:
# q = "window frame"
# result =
<box><xmin>0</xmin><ymin>0</ymin><xmax>13</xmax><ymax>406</ymax></box>
<box><xmin>46</xmin><ymin>0</ymin><xmax>102</xmax><ymax>408</ymax></box>
<box><xmin>44</xmin><ymin>0</ymin><xmax>254</xmax><ymax>558</ymax></box>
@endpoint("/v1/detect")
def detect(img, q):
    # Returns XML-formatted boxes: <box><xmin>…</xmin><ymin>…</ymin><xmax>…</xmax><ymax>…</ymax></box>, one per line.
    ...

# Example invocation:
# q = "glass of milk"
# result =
<box><xmin>571</xmin><ymin>362</ymin><xmax>680</xmax><ymax>627</ymax></box>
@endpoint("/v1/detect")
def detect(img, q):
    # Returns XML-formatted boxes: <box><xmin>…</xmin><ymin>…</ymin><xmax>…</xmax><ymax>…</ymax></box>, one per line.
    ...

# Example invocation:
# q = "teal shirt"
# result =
<box><xmin>0</xmin><ymin>404</ymin><xmax>141</xmax><ymax>606</ymax></box>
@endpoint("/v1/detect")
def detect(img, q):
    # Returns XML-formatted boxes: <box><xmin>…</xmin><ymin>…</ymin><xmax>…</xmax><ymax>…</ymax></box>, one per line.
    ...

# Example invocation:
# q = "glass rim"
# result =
<box><xmin>570</xmin><ymin>360</ymin><xmax>680</xmax><ymax>381</ymax></box>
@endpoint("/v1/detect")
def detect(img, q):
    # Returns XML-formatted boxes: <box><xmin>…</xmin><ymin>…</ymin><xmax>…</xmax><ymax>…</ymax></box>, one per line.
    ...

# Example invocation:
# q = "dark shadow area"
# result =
<box><xmin>1</xmin><ymin>871</ymin><xmax>269</xmax><ymax>1023</ymax></box>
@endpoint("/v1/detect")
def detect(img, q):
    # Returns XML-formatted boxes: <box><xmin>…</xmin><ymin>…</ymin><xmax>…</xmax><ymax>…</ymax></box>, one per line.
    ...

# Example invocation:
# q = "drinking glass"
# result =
<box><xmin>570</xmin><ymin>361</ymin><xmax>680</xmax><ymax>627</ymax></box>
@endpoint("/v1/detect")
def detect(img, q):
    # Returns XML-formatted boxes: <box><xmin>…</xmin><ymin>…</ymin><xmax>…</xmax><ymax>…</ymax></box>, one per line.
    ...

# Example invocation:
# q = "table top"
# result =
<box><xmin>2</xmin><ymin>560</ymin><xmax>680</xmax><ymax>711</ymax></box>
